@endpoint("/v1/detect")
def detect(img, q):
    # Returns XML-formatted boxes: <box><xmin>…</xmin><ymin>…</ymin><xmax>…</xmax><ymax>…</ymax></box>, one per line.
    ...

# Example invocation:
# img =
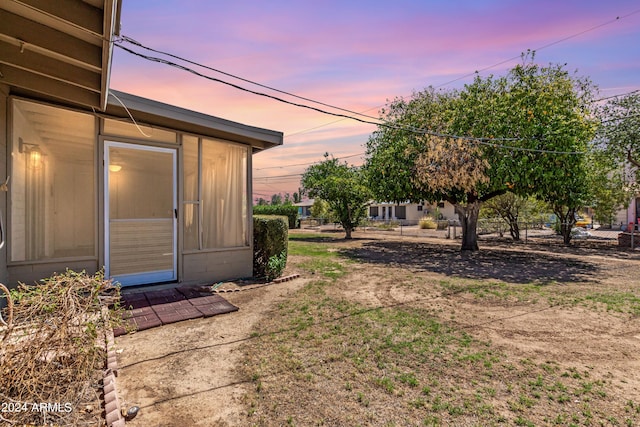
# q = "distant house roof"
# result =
<box><xmin>294</xmin><ymin>199</ymin><xmax>314</xmax><ymax>207</ymax></box>
<box><xmin>106</xmin><ymin>90</ymin><xmax>283</xmax><ymax>151</ymax></box>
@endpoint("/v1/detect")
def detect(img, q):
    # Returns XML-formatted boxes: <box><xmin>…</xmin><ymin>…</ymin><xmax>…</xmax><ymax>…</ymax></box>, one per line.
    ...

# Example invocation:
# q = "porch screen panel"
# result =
<box><xmin>108</xmin><ymin>146</ymin><xmax>174</xmax><ymax>275</ymax></box>
<box><xmin>201</xmin><ymin>139</ymin><xmax>248</xmax><ymax>248</ymax></box>
<box><xmin>11</xmin><ymin>100</ymin><xmax>96</xmax><ymax>262</ymax></box>
<box><xmin>183</xmin><ymin>135</ymin><xmax>199</xmax><ymax>250</ymax></box>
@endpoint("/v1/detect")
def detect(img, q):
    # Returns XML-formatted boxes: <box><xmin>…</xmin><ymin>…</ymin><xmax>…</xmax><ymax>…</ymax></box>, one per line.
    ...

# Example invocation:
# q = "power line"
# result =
<box><xmin>254</xmin><ymin>173</ymin><xmax>304</xmax><ymax>179</ymax></box>
<box><xmin>115</xmin><ymin>43</ymin><xmax>396</xmax><ymax>128</ymax></box>
<box><xmin>114</xmin><ymin>42</ymin><xmax>522</xmax><ymax>141</ymax></box>
<box><xmin>115</xmin><ymin>42</ymin><xmax>526</xmax><ymax>144</ymax></box>
<box><xmin>115</xmin><ymin>7</ymin><xmax>638</xmax><ymax>159</ymax></box>
<box><xmin>255</xmin><ymin>164</ymin><xmax>367</xmax><ymax>181</ymax></box>
<box><xmin>255</xmin><ymin>152</ymin><xmax>365</xmax><ymax>171</ymax></box>
<box><xmin>118</xmin><ymin>35</ymin><xmax>380</xmax><ymax>122</ymax></box>
<box><xmin>593</xmin><ymin>89</ymin><xmax>640</xmax><ymax>103</ymax></box>
<box><xmin>600</xmin><ymin>112</ymin><xmax>640</xmax><ymax>123</ymax></box>
<box><xmin>286</xmin><ymin>8</ymin><xmax>640</xmax><ymax>138</ymax></box>
<box><xmin>117</xmin><ymin>43</ymin><xmax>588</xmax><ymax>154</ymax></box>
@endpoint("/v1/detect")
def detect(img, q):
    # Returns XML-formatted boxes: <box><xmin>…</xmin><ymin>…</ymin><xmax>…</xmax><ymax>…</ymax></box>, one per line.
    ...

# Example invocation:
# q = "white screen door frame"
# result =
<box><xmin>104</xmin><ymin>141</ymin><xmax>177</xmax><ymax>286</ymax></box>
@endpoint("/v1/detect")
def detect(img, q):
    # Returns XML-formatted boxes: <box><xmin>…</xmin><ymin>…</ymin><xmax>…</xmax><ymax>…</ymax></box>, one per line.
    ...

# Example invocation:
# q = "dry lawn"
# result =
<box><xmin>116</xmin><ymin>230</ymin><xmax>640</xmax><ymax>426</ymax></box>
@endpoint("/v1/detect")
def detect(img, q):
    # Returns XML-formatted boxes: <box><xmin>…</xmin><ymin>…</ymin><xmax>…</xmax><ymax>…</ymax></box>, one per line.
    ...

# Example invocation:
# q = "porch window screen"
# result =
<box><xmin>183</xmin><ymin>136</ymin><xmax>248</xmax><ymax>250</ymax></box>
<box><xmin>11</xmin><ymin>99</ymin><xmax>96</xmax><ymax>262</ymax></box>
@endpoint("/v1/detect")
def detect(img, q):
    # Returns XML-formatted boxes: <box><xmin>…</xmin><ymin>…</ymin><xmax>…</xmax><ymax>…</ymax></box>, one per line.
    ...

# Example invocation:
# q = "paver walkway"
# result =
<box><xmin>114</xmin><ymin>287</ymin><xmax>238</xmax><ymax>337</ymax></box>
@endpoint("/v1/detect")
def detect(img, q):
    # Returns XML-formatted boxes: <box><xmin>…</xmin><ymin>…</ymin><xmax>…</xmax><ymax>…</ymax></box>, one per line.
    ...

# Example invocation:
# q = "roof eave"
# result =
<box><xmin>100</xmin><ymin>0</ymin><xmax>121</xmax><ymax>110</ymax></box>
<box><xmin>106</xmin><ymin>90</ymin><xmax>284</xmax><ymax>150</ymax></box>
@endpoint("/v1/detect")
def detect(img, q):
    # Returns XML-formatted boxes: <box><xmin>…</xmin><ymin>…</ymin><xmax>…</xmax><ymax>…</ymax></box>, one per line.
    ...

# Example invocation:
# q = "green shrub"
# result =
<box><xmin>267</xmin><ymin>251</ymin><xmax>287</xmax><ymax>281</ymax></box>
<box><xmin>253</xmin><ymin>215</ymin><xmax>288</xmax><ymax>280</ymax></box>
<box><xmin>253</xmin><ymin>204</ymin><xmax>299</xmax><ymax>229</ymax></box>
<box><xmin>419</xmin><ymin>216</ymin><xmax>437</xmax><ymax>229</ymax></box>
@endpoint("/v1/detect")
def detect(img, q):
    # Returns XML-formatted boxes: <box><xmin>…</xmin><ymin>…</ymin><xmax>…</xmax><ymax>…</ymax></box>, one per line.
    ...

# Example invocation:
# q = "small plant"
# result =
<box><xmin>419</xmin><ymin>216</ymin><xmax>437</xmax><ymax>229</ymax></box>
<box><xmin>357</xmin><ymin>392</ymin><xmax>370</xmax><ymax>407</ymax></box>
<box><xmin>375</xmin><ymin>376</ymin><xmax>395</xmax><ymax>394</ymax></box>
<box><xmin>266</xmin><ymin>251</ymin><xmax>287</xmax><ymax>281</ymax></box>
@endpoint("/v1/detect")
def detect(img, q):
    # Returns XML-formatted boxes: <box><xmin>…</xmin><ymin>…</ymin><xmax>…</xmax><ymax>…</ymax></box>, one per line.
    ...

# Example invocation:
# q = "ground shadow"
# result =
<box><xmin>340</xmin><ymin>240</ymin><xmax>598</xmax><ymax>284</ymax></box>
<box><xmin>288</xmin><ymin>234</ymin><xmax>379</xmax><ymax>244</ymax></box>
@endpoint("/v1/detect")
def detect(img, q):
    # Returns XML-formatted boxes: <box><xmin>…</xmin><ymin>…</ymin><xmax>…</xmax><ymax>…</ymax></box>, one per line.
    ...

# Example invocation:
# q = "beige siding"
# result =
<box><xmin>182</xmin><ymin>248</ymin><xmax>252</xmax><ymax>284</ymax></box>
<box><xmin>0</xmin><ymin>85</ymin><xmax>7</xmax><ymax>285</ymax></box>
<box><xmin>405</xmin><ymin>204</ymin><xmax>424</xmax><ymax>222</ymax></box>
<box><xmin>8</xmin><ymin>260</ymin><xmax>99</xmax><ymax>286</ymax></box>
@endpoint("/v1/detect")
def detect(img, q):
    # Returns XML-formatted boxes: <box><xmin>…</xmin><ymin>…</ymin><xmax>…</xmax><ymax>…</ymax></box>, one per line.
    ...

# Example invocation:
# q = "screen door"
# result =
<box><xmin>105</xmin><ymin>142</ymin><xmax>177</xmax><ymax>286</ymax></box>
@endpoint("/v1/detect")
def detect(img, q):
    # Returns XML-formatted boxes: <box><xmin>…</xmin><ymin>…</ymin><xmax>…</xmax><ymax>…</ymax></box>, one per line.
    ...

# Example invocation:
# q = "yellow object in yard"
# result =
<box><xmin>575</xmin><ymin>217</ymin><xmax>591</xmax><ymax>228</ymax></box>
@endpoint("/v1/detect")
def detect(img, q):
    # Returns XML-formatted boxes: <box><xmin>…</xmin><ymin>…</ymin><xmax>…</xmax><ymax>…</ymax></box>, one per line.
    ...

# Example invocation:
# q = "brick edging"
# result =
<box><xmin>272</xmin><ymin>274</ymin><xmax>300</xmax><ymax>283</ymax></box>
<box><xmin>102</xmin><ymin>307</ymin><xmax>125</xmax><ymax>427</ymax></box>
<box><xmin>213</xmin><ymin>274</ymin><xmax>300</xmax><ymax>293</ymax></box>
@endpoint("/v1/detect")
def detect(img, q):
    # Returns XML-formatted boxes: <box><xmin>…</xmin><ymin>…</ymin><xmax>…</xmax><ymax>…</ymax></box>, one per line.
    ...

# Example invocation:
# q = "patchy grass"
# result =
<box><xmin>287</xmin><ymin>233</ymin><xmax>341</xmax><ymax>257</ymax></box>
<box><xmin>240</xmin><ymin>285</ymin><xmax>635</xmax><ymax>426</ymax></box>
<box><xmin>288</xmin><ymin>233</ymin><xmax>350</xmax><ymax>279</ymax></box>
<box><xmin>438</xmin><ymin>279</ymin><xmax>640</xmax><ymax>316</ymax></box>
<box><xmin>237</xmin><ymin>235</ymin><xmax>640</xmax><ymax>426</ymax></box>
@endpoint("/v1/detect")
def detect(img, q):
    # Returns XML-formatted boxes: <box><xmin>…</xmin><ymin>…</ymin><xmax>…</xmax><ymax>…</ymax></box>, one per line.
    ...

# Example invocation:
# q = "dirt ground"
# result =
<box><xmin>114</xmin><ymin>231</ymin><xmax>640</xmax><ymax>426</ymax></box>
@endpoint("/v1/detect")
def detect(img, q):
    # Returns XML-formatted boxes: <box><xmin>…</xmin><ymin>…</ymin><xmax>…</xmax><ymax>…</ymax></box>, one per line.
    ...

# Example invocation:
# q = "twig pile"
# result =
<box><xmin>0</xmin><ymin>270</ymin><xmax>121</xmax><ymax>426</ymax></box>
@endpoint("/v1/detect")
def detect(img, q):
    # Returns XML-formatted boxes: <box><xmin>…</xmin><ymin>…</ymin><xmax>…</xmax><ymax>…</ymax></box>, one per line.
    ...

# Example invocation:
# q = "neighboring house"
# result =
<box><xmin>614</xmin><ymin>195</ymin><xmax>640</xmax><ymax>230</ymax></box>
<box><xmin>368</xmin><ymin>201</ymin><xmax>456</xmax><ymax>224</ymax></box>
<box><xmin>0</xmin><ymin>1</ymin><xmax>283</xmax><ymax>287</ymax></box>
<box><xmin>294</xmin><ymin>199</ymin><xmax>314</xmax><ymax>218</ymax></box>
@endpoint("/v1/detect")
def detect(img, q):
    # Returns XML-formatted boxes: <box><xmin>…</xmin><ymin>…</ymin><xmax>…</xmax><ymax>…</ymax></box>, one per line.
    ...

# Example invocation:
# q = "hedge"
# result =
<box><xmin>253</xmin><ymin>215</ymin><xmax>288</xmax><ymax>280</ymax></box>
<box><xmin>253</xmin><ymin>204</ymin><xmax>299</xmax><ymax>229</ymax></box>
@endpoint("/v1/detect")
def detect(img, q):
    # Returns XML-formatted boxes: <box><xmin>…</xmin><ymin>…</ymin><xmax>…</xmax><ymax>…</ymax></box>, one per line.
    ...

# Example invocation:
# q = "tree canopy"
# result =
<box><xmin>301</xmin><ymin>155</ymin><xmax>371</xmax><ymax>239</ymax></box>
<box><xmin>365</xmin><ymin>57</ymin><xmax>598</xmax><ymax>249</ymax></box>
<box><xmin>599</xmin><ymin>92</ymin><xmax>640</xmax><ymax>173</ymax></box>
<box><xmin>590</xmin><ymin>92</ymin><xmax>640</xmax><ymax>225</ymax></box>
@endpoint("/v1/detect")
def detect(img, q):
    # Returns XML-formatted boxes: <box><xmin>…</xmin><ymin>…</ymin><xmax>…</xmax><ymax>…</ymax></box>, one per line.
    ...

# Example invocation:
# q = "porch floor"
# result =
<box><xmin>114</xmin><ymin>286</ymin><xmax>238</xmax><ymax>336</ymax></box>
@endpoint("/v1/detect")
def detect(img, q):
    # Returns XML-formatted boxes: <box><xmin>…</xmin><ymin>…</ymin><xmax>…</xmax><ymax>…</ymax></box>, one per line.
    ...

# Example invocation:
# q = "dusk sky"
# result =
<box><xmin>109</xmin><ymin>1</ymin><xmax>640</xmax><ymax>200</ymax></box>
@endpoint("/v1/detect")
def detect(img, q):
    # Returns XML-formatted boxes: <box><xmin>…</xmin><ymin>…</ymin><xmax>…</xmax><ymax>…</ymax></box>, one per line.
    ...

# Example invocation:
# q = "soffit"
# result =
<box><xmin>106</xmin><ymin>90</ymin><xmax>284</xmax><ymax>151</ymax></box>
<box><xmin>0</xmin><ymin>0</ymin><xmax>120</xmax><ymax>110</ymax></box>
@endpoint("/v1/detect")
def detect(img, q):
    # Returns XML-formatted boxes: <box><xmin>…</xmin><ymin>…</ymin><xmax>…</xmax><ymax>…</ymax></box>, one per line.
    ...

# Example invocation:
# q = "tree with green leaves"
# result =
<box><xmin>270</xmin><ymin>193</ymin><xmax>283</xmax><ymax>205</ymax></box>
<box><xmin>599</xmin><ymin>92</ymin><xmax>640</xmax><ymax>174</ymax></box>
<box><xmin>593</xmin><ymin>92</ymin><xmax>640</xmax><ymax>226</ymax></box>
<box><xmin>365</xmin><ymin>56</ymin><xmax>597</xmax><ymax>249</ymax></box>
<box><xmin>309</xmin><ymin>198</ymin><xmax>335</xmax><ymax>222</ymax></box>
<box><xmin>481</xmin><ymin>193</ymin><xmax>548</xmax><ymax>240</ymax></box>
<box><xmin>302</xmin><ymin>154</ymin><xmax>371</xmax><ymax>239</ymax></box>
<box><xmin>585</xmin><ymin>150</ymin><xmax>634</xmax><ymax>227</ymax></box>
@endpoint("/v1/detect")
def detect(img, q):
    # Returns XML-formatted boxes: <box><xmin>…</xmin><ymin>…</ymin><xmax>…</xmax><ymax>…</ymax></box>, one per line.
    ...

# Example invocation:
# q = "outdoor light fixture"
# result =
<box><xmin>18</xmin><ymin>137</ymin><xmax>39</xmax><ymax>154</ymax></box>
<box><xmin>18</xmin><ymin>138</ymin><xmax>43</xmax><ymax>170</ymax></box>
<box><xmin>108</xmin><ymin>164</ymin><xmax>122</xmax><ymax>172</ymax></box>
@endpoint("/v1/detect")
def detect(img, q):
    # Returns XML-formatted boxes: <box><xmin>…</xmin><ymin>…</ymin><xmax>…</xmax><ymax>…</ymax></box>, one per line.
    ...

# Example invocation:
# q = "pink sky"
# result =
<box><xmin>109</xmin><ymin>1</ymin><xmax>640</xmax><ymax>200</ymax></box>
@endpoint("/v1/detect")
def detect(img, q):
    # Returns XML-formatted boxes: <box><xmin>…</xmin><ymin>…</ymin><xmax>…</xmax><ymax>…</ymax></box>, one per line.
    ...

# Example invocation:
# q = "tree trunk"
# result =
<box><xmin>554</xmin><ymin>206</ymin><xmax>576</xmax><ymax>245</ymax></box>
<box><xmin>455</xmin><ymin>200</ymin><xmax>481</xmax><ymax>251</ymax></box>
<box><xmin>505</xmin><ymin>213</ymin><xmax>520</xmax><ymax>241</ymax></box>
<box><xmin>344</xmin><ymin>226</ymin><xmax>353</xmax><ymax>239</ymax></box>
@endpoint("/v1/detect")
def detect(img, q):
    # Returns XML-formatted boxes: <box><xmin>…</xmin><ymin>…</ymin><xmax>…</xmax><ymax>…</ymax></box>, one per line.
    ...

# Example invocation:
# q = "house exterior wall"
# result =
<box><xmin>628</xmin><ymin>197</ymin><xmax>640</xmax><ymax>230</ymax></box>
<box><xmin>9</xmin><ymin>260</ymin><xmax>99</xmax><ymax>287</ymax></box>
<box><xmin>0</xmin><ymin>85</ymin><xmax>9</xmax><ymax>285</ymax></box>
<box><xmin>611</xmin><ymin>195</ymin><xmax>640</xmax><ymax>229</ymax></box>
<box><xmin>368</xmin><ymin>201</ymin><xmax>457</xmax><ymax>223</ymax></box>
<box><xmin>3</xmin><ymin>94</ymin><xmax>269</xmax><ymax>288</ymax></box>
<box><xmin>182</xmin><ymin>248</ymin><xmax>252</xmax><ymax>284</ymax></box>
